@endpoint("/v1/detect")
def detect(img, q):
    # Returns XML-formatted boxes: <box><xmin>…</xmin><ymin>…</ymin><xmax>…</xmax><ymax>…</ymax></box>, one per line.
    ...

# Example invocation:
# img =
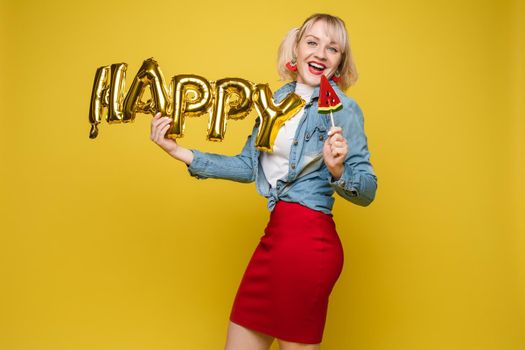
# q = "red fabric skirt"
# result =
<box><xmin>229</xmin><ymin>201</ymin><xmax>344</xmax><ymax>344</ymax></box>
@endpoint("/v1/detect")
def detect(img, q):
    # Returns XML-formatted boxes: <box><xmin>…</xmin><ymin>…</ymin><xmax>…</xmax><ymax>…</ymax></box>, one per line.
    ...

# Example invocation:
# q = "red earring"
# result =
<box><xmin>285</xmin><ymin>57</ymin><xmax>297</xmax><ymax>72</ymax></box>
<box><xmin>331</xmin><ymin>71</ymin><xmax>341</xmax><ymax>82</ymax></box>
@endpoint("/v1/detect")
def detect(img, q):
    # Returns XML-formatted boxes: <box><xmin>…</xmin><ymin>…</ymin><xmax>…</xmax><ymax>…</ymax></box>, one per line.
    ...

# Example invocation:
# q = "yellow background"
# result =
<box><xmin>1</xmin><ymin>0</ymin><xmax>524</xmax><ymax>349</ymax></box>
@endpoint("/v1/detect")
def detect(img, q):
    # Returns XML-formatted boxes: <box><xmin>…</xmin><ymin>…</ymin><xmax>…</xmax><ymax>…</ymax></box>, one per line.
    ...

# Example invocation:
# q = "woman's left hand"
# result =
<box><xmin>323</xmin><ymin>126</ymin><xmax>348</xmax><ymax>180</ymax></box>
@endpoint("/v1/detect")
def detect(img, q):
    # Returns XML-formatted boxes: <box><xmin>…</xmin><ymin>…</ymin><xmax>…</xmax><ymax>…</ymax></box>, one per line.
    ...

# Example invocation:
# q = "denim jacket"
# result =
<box><xmin>187</xmin><ymin>80</ymin><xmax>377</xmax><ymax>214</ymax></box>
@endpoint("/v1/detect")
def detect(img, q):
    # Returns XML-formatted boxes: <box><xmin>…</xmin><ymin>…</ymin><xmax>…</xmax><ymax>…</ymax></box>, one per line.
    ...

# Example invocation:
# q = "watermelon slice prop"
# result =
<box><xmin>318</xmin><ymin>75</ymin><xmax>342</xmax><ymax>128</ymax></box>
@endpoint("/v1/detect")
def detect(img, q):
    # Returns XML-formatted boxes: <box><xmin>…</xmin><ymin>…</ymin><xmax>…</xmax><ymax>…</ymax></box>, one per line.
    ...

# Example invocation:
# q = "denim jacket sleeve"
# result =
<box><xmin>328</xmin><ymin>100</ymin><xmax>378</xmax><ymax>206</ymax></box>
<box><xmin>186</xmin><ymin>121</ymin><xmax>259</xmax><ymax>183</ymax></box>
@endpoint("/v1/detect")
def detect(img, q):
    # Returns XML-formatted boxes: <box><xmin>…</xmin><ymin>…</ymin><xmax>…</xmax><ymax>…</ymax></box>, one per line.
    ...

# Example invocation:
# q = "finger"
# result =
<box><xmin>150</xmin><ymin>118</ymin><xmax>158</xmax><ymax>140</ymax></box>
<box><xmin>152</xmin><ymin>115</ymin><xmax>170</xmax><ymax>129</ymax></box>
<box><xmin>152</xmin><ymin>117</ymin><xmax>170</xmax><ymax>140</ymax></box>
<box><xmin>153</xmin><ymin>112</ymin><xmax>162</xmax><ymax>119</ymax></box>
<box><xmin>158</xmin><ymin>117</ymin><xmax>172</xmax><ymax>129</ymax></box>
<box><xmin>323</xmin><ymin>139</ymin><xmax>331</xmax><ymax>156</ymax></box>
<box><xmin>331</xmin><ymin>144</ymin><xmax>347</xmax><ymax>157</ymax></box>
<box><xmin>331</xmin><ymin>147</ymin><xmax>341</xmax><ymax>157</ymax></box>
<box><xmin>328</xmin><ymin>126</ymin><xmax>342</xmax><ymax>135</ymax></box>
<box><xmin>157</xmin><ymin>123</ymin><xmax>171</xmax><ymax>141</ymax></box>
<box><xmin>333</xmin><ymin>149</ymin><xmax>345</xmax><ymax>158</ymax></box>
<box><xmin>327</xmin><ymin>126</ymin><xmax>342</xmax><ymax>136</ymax></box>
<box><xmin>155</xmin><ymin>120</ymin><xmax>172</xmax><ymax>141</ymax></box>
<box><xmin>333</xmin><ymin>141</ymin><xmax>348</xmax><ymax>152</ymax></box>
<box><xmin>151</xmin><ymin>118</ymin><xmax>169</xmax><ymax>139</ymax></box>
<box><xmin>331</xmin><ymin>140</ymin><xmax>343</xmax><ymax>148</ymax></box>
<box><xmin>330</xmin><ymin>133</ymin><xmax>346</xmax><ymax>144</ymax></box>
<box><xmin>328</xmin><ymin>134</ymin><xmax>344</xmax><ymax>148</ymax></box>
<box><xmin>155</xmin><ymin>118</ymin><xmax>172</xmax><ymax>134</ymax></box>
<box><xmin>151</xmin><ymin>117</ymin><xmax>162</xmax><ymax>129</ymax></box>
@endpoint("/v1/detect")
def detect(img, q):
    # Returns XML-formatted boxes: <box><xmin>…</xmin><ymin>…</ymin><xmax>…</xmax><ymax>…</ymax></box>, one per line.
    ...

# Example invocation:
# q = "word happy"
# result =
<box><xmin>88</xmin><ymin>58</ymin><xmax>305</xmax><ymax>151</ymax></box>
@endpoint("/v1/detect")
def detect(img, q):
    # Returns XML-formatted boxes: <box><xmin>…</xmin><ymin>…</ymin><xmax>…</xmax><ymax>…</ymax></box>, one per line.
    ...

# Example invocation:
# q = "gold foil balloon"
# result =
<box><xmin>208</xmin><ymin>78</ymin><xmax>254</xmax><ymax>141</ymax></box>
<box><xmin>88</xmin><ymin>58</ymin><xmax>171</xmax><ymax>138</ymax></box>
<box><xmin>252</xmin><ymin>84</ymin><xmax>305</xmax><ymax>152</ymax></box>
<box><xmin>88</xmin><ymin>65</ymin><xmax>110</xmax><ymax>139</ymax></box>
<box><xmin>168</xmin><ymin>74</ymin><xmax>212</xmax><ymax>139</ymax></box>
<box><xmin>107</xmin><ymin>63</ymin><xmax>127</xmax><ymax>123</ymax></box>
<box><xmin>122</xmin><ymin>58</ymin><xmax>171</xmax><ymax>122</ymax></box>
<box><xmin>88</xmin><ymin>58</ymin><xmax>304</xmax><ymax>148</ymax></box>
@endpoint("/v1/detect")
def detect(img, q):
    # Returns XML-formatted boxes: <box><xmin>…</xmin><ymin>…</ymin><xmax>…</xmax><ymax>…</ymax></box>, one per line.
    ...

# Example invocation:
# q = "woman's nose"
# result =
<box><xmin>314</xmin><ymin>47</ymin><xmax>327</xmax><ymax>61</ymax></box>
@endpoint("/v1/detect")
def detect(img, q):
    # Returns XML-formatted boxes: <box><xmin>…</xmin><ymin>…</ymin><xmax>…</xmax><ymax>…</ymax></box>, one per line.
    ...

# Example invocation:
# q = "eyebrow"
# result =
<box><xmin>304</xmin><ymin>34</ymin><xmax>339</xmax><ymax>46</ymax></box>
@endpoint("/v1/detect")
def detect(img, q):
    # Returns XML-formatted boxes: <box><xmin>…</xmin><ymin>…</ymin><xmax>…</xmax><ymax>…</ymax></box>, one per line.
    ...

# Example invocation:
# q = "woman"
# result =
<box><xmin>150</xmin><ymin>13</ymin><xmax>377</xmax><ymax>350</ymax></box>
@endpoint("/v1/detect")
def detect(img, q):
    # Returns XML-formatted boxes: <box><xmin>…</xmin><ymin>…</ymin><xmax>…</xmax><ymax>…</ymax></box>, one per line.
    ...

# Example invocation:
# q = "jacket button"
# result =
<box><xmin>291</xmin><ymin>163</ymin><xmax>296</xmax><ymax>170</ymax></box>
<box><xmin>293</xmin><ymin>139</ymin><xmax>298</xmax><ymax>145</ymax></box>
<box><xmin>319</xmin><ymin>134</ymin><xmax>324</xmax><ymax>141</ymax></box>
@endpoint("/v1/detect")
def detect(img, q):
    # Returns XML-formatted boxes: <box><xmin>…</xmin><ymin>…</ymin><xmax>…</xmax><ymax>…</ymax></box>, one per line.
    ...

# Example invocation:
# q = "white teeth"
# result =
<box><xmin>309</xmin><ymin>62</ymin><xmax>325</xmax><ymax>70</ymax></box>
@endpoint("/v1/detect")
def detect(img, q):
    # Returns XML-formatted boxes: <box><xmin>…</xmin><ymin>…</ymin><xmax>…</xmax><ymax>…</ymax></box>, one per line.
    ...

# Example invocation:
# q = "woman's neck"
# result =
<box><xmin>295</xmin><ymin>82</ymin><xmax>315</xmax><ymax>101</ymax></box>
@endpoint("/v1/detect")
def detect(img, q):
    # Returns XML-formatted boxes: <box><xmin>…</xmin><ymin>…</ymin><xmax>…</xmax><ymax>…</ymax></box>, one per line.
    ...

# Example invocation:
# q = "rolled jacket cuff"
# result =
<box><xmin>186</xmin><ymin>149</ymin><xmax>208</xmax><ymax>179</ymax></box>
<box><xmin>327</xmin><ymin>166</ymin><xmax>359</xmax><ymax>197</ymax></box>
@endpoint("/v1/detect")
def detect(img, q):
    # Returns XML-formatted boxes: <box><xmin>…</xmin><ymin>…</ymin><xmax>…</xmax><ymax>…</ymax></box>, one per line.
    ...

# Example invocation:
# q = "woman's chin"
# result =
<box><xmin>297</xmin><ymin>74</ymin><xmax>321</xmax><ymax>87</ymax></box>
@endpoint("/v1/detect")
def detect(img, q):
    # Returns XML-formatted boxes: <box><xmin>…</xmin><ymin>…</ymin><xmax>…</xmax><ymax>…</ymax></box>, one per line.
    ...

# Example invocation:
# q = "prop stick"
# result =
<box><xmin>329</xmin><ymin>110</ymin><xmax>335</xmax><ymax>128</ymax></box>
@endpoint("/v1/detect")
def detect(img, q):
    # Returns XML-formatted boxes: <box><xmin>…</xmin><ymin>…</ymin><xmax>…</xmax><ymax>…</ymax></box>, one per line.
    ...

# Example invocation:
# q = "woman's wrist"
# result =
<box><xmin>329</xmin><ymin>164</ymin><xmax>344</xmax><ymax>180</ymax></box>
<box><xmin>169</xmin><ymin>145</ymin><xmax>194</xmax><ymax>165</ymax></box>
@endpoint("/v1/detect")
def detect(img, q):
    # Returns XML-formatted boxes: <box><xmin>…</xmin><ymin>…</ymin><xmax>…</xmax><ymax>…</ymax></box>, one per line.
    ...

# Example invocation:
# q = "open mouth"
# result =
<box><xmin>307</xmin><ymin>62</ymin><xmax>326</xmax><ymax>75</ymax></box>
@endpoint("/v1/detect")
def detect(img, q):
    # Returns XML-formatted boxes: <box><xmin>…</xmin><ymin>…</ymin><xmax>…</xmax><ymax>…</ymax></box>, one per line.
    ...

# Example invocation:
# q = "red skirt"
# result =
<box><xmin>229</xmin><ymin>201</ymin><xmax>344</xmax><ymax>344</ymax></box>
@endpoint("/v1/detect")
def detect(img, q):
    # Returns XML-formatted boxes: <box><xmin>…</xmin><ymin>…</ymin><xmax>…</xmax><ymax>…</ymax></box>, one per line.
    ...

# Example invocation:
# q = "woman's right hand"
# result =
<box><xmin>150</xmin><ymin>112</ymin><xmax>195</xmax><ymax>165</ymax></box>
<box><xmin>150</xmin><ymin>112</ymin><xmax>178</xmax><ymax>155</ymax></box>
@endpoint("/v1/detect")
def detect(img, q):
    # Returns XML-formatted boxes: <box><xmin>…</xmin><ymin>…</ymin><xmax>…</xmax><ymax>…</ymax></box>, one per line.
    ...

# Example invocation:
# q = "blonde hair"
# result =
<box><xmin>277</xmin><ymin>13</ymin><xmax>358</xmax><ymax>90</ymax></box>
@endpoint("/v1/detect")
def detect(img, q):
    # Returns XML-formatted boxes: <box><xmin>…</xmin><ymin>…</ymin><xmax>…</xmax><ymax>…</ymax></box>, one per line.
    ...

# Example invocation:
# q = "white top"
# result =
<box><xmin>260</xmin><ymin>82</ymin><xmax>315</xmax><ymax>188</ymax></box>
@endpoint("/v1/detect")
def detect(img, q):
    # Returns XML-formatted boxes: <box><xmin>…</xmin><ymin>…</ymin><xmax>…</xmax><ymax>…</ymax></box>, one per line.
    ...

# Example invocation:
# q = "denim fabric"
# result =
<box><xmin>187</xmin><ymin>80</ymin><xmax>377</xmax><ymax>214</ymax></box>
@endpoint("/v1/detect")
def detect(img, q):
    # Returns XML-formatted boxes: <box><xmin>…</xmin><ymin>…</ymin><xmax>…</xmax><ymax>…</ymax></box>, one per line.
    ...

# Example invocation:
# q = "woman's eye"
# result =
<box><xmin>328</xmin><ymin>47</ymin><xmax>338</xmax><ymax>53</ymax></box>
<box><xmin>307</xmin><ymin>41</ymin><xmax>317</xmax><ymax>46</ymax></box>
